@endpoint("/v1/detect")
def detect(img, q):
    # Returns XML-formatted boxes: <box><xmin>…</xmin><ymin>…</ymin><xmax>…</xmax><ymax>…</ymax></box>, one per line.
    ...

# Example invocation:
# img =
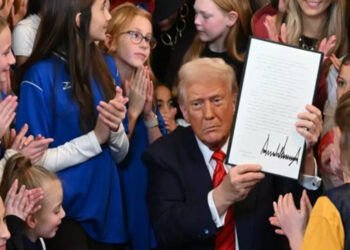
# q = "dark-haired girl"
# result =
<box><xmin>15</xmin><ymin>0</ymin><xmax>129</xmax><ymax>248</ymax></box>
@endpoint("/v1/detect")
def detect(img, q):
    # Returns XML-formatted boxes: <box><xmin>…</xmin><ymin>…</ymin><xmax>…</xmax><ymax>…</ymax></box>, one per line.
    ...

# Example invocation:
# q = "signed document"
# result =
<box><xmin>226</xmin><ymin>37</ymin><xmax>322</xmax><ymax>179</ymax></box>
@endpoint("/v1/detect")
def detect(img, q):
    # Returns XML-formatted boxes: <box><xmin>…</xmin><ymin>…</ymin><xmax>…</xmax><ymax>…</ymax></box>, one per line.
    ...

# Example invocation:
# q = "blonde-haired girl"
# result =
<box><xmin>183</xmin><ymin>0</ymin><xmax>252</xmax><ymax>84</ymax></box>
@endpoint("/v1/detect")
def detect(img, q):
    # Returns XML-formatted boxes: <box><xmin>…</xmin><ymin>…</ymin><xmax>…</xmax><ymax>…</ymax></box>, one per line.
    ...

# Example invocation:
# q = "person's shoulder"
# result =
<box><xmin>144</xmin><ymin>126</ymin><xmax>194</xmax><ymax>155</ymax></box>
<box><xmin>25</xmin><ymin>56</ymin><xmax>62</xmax><ymax>74</ymax></box>
<box><xmin>142</xmin><ymin>126</ymin><xmax>195</xmax><ymax>166</ymax></box>
<box><xmin>21</xmin><ymin>56</ymin><xmax>64</xmax><ymax>89</ymax></box>
<box><xmin>13</xmin><ymin>14</ymin><xmax>40</xmax><ymax>30</ymax></box>
<box><xmin>104</xmin><ymin>54</ymin><xmax>116</xmax><ymax>68</ymax></box>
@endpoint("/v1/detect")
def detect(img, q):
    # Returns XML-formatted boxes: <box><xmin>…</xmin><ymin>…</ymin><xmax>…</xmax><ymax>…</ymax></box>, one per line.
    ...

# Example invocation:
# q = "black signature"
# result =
<box><xmin>260</xmin><ymin>134</ymin><xmax>301</xmax><ymax>166</ymax></box>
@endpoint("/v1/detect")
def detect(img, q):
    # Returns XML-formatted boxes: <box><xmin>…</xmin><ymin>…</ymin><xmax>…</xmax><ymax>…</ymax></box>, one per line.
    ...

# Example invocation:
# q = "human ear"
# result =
<box><xmin>227</xmin><ymin>11</ymin><xmax>238</xmax><ymax>27</ymax></box>
<box><xmin>75</xmin><ymin>12</ymin><xmax>82</xmax><ymax>28</ymax></box>
<box><xmin>25</xmin><ymin>214</ymin><xmax>37</xmax><ymax>229</ymax></box>
<box><xmin>232</xmin><ymin>94</ymin><xmax>237</xmax><ymax>114</ymax></box>
<box><xmin>180</xmin><ymin>104</ymin><xmax>189</xmax><ymax>122</ymax></box>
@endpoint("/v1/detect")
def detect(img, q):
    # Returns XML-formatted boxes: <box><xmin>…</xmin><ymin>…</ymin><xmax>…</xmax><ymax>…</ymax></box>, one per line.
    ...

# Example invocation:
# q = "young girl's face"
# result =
<box><xmin>0</xmin><ymin>199</ymin><xmax>10</xmax><ymax>250</ymax></box>
<box><xmin>337</xmin><ymin>64</ymin><xmax>350</xmax><ymax>100</ymax></box>
<box><xmin>297</xmin><ymin>0</ymin><xmax>333</xmax><ymax>18</ymax></box>
<box><xmin>194</xmin><ymin>0</ymin><xmax>231</xmax><ymax>43</ymax></box>
<box><xmin>0</xmin><ymin>26</ymin><xmax>15</xmax><ymax>81</ymax></box>
<box><xmin>156</xmin><ymin>85</ymin><xmax>174</xmax><ymax>115</ymax></box>
<box><xmin>116</xmin><ymin>15</ymin><xmax>152</xmax><ymax>68</ymax></box>
<box><xmin>89</xmin><ymin>0</ymin><xmax>112</xmax><ymax>42</ymax></box>
<box><xmin>33</xmin><ymin>179</ymin><xmax>65</xmax><ymax>239</ymax></box>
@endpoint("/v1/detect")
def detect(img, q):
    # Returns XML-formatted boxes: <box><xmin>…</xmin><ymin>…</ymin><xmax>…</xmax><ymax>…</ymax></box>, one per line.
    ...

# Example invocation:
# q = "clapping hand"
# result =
<box><xmin>95</xmin><ymin>86</ymin><xmax>128</xmax><ymax>144</ymax></box>
<box><xmin>318</xmin><ymin>35</ymin><xmax>336</xmax><ymax>63</ymax></box>
<box><xmin>10</xmin><ymin>124</ymin><xmax>54</xmax><ymax>164</ymax></box>
<box><xmin>11</xmin><ymin>0</ymin><xmax>28</xmax><ymax>27</ymax></box>
<box><xmin>263</xmin><ymin>15</ymin><xmax>286</xmax><ymax>43</ymax></box>
<box><xmin>5</xmin><ymin>179</ymin><xmax>43</xmax><ymax>221</ymax></box>
<box><xmin>0</xmin><ymin>0</ymin><xmax>14</xmax><ymax>19</ymax></box>
<box><xmin>0</xmin><ymin>95</ymin><xmax>17</xmax><ymax>138</ymax></box>
<box><xmin>269</xmin><ymin>190</ymin><xmax>312</xmax><ymax>250</ymax></box>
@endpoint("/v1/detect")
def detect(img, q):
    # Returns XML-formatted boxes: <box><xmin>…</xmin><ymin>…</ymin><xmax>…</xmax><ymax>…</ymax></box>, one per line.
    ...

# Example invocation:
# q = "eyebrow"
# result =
<box><xmin>132</xmin><ymin>28</ymin><xmax>152</xmax><ymax>36</ymax></box>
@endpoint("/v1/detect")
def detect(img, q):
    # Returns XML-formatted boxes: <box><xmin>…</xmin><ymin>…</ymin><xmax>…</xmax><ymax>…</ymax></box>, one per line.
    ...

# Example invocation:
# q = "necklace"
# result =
<box><xmin>298</xmin><ymin>36</ymin><xmax>317</xmax><ymax>51</ymax></box>
<box><xmin>160</xmin><ymin>3</ymin><xmax>189</xmax><ymax>48</ymax></box>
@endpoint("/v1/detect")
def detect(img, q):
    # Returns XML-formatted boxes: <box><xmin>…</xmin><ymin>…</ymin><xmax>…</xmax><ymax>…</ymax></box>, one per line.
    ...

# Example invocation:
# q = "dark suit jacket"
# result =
<box><xmin>143</xmin><ymin>126</ymin><xmax>317</xmax><ymax>250</ymax></box>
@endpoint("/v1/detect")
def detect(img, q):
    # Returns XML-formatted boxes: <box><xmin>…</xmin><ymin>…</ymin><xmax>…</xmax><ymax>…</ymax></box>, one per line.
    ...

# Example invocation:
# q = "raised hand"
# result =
<box><xmin>96</xmin><ymin>86</ymin><xmax>128</xmax><ymax>135</ymax></box>
<box><xmin>296</xmin><ymin>104</ymin><xmax>323</xmax><ymax>150</ymax></box>
<box><xmin>263</xmin><ymin>15</ymin><xmax>286</xmax><ymax>43</ymax></box>
<box><xmin>0</xmin><ymin>95</ymin><xmax>17</xmax><ymax>138</ymax></box>
<box><xmin>11</xmin><ymin>0</ymin><xmax>28</xmax><ymax>27</ymax></box>
<box><xmin>127</xmin><ymin>66</ymin><xmax>148</xmax><ymax>119</ymax></box>
<box><xmin>318</xmin><ymin>35</ymin><xmax>336</xmax><ymax>63</ymax></box>
<box><xmin>143</xmin><ymin>77</ymin><xmax>155</xmax><ymax>120</ymax></box>
<box><xmin>329</xmin><ymin>54</ymin><xmax>341</xmax><ymax>71</ymax></box>
<box><xmin>269</xmin><ymin>190</ymin><xmax>312</xmax><ymax>250</ymax></box>
<box><xmin>0</xmin><ymin>0</ymin><xmax>14</xmax><ymax>19</ymax></box>
<box><xmin>10</xmin><ymin>124</ymin><xmax>54</xmax><ymax>163</ymax></box>
<box><xmin>20</xmin><ymin>134</ymin><xmax>54</xmax><ymax>164</ymax></box>
<box><xmin>5</xmin><ymin>179</ymin><xmax>43</xmax><ymax>220</ymax></box>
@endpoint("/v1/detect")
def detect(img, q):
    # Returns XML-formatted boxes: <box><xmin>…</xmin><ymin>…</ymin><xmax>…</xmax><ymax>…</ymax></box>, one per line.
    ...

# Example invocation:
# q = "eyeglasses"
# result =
<box><xmin>121</xmin><ymin>30</ymin><xmax>157</xmax><ymax>49</ymax></box>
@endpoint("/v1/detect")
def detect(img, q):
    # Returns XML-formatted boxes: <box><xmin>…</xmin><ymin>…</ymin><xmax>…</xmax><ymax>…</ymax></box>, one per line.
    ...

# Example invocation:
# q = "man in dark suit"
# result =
<box><xmin>143</xmin><ymin>58</ymin><xmax>322</xmax><ymax>250</ymax></box>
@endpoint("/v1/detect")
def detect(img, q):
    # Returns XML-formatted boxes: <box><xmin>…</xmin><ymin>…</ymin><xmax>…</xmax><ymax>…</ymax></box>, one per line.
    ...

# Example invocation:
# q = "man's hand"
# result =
<box><xmin>213</xmin><ymin>164</ymin><xmax>265</xmax><ymax>215</ymax></box>
<box><xmin>296</xmin><ymin>104</ymin><xmax>323</xmax><ymax>150</ymax></box>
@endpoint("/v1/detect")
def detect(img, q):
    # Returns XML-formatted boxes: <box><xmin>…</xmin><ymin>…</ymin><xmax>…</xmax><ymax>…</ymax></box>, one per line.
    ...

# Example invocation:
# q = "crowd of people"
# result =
<box><xmin>0</xmin><ymin>0</ymin><xmax>348</xmax><ymax>249</ymax></box>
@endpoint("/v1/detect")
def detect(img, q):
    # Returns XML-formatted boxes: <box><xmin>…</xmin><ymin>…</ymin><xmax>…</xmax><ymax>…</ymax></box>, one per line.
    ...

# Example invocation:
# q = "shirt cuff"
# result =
<box><xmin>207</xmin><ymin>190</ymin><xmax>227</xmax><ymax>228</ymax></box>
<box><xmin>298</xmin><ymin>157</ymin><xmax>322</xmax><ymax>190</ymax></box>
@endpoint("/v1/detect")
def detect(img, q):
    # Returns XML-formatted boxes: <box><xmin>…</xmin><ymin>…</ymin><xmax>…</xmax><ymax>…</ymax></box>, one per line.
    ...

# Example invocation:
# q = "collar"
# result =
<box><xmin>195</xmin><ymin>136</ymin><xmax>229</xmax><ymax>165</ymax></box>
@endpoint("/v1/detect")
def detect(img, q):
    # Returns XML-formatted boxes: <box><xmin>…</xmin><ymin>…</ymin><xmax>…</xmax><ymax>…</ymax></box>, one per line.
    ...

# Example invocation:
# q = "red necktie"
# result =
<box><xmin>212</xmin><ymin>150</ymin><xmax>235</xmax><ymax>250</ymax></box>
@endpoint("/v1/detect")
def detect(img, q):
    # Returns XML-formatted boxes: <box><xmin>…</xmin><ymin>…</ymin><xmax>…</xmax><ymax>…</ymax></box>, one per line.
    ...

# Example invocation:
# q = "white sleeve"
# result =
<box><xmin>12</xmin><ymin>24</ymin><xmax>34</xmax><ymax>57</ymax></box>
<box><xmin>36</xmin><ymin>131</ymin><xmax>102</xmax><ymax>173</ymax></box>
<box><xmin>298</xmin><ymin>157</ymin><xmax>322</xmax><ymax>190</ymax></box>
<box><xmin>0</xmin><ymin>149</ymin><xmax>19</xmax><ymax>181</ymax></box>
<box><xmin>207</xmin><ymin>190</ymin><xmax>227</xmax><ymax>228</ymax></box>
<box><xmin>108</xmin><ymin>123</ymin><xmax>129</xmax><ymax>164</ymax></box>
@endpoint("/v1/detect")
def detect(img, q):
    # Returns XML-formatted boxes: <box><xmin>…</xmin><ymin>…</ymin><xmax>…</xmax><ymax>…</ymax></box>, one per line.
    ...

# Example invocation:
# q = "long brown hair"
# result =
<box><xmin>183</xmin><ymin>0</ymin><xmax>252</xmax><ymax>63</ymax></box>
<box><xmin>276</xmin><ymin>0</ymin><xmax>347</xmax><ymax>57</ymax></box>
<box><xmin>17</xmin><ymin>0</ymin><xmax>116</xmax><ymax>132</ymax></box>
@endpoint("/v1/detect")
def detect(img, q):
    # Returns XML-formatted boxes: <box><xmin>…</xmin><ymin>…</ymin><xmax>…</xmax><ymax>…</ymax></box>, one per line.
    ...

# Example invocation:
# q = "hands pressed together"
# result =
<box><xmin>126</xmin><ymin>66</ymin><xmax>155</xmax><ymax>121</ymax></box>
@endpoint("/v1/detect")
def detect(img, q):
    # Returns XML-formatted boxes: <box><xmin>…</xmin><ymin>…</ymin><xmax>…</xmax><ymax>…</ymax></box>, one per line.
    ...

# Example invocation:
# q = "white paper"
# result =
<box><xmin>227</xmin><ymin>38</ymin><xmax>322</xmax><ymax>179</ymax></box>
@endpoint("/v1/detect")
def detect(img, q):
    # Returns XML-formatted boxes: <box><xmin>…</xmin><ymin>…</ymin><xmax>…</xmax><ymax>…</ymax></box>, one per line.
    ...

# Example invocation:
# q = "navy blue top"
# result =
<box><xmin>15</xmin><ymin>54</ymin><xmax>127</xmax><ymax>243</ymax></box>
<box><xmin>118</xmin><ymin>72</ymin><xmax>166</xmax><ymax>249</ymax></box>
